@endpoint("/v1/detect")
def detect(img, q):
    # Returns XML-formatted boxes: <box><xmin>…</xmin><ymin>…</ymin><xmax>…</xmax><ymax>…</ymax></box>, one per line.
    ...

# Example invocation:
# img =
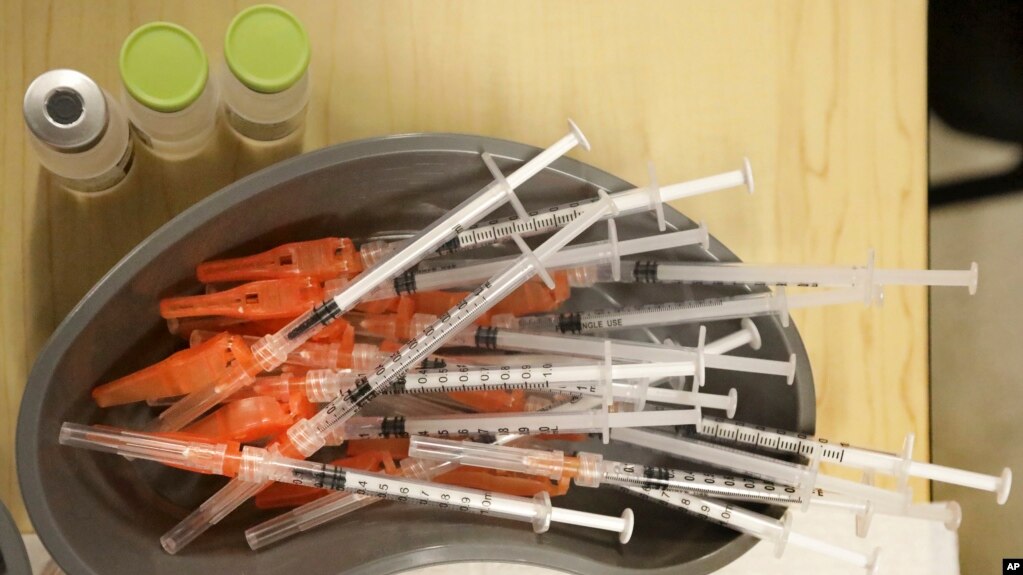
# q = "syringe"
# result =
<box><xmin>611</xmin><ymin>428</ymin><xmax>911</xmax><ymax>510</ymax></box>
<box><xmin>624</xmin><ymin>485</ymin><xmax>880</xmax><ymax>573</ymax></box>
<box><xmin>493</xmin><ymin>287</ymin><xmax>876</xmax><ymax>333</ymax></box>
<box><xmin>150</xmin><ymin>121</ymin><xmax>589</xmax><ymax>434</ymax></box>
<box><xmin>440</xmin><ymin>327</ymin><xmax>797</xmax><ymax>384</ymax></box>
<box><xmin>254</xmin><ymin>365</ymin><xmax>737</xmax><ymax>416</ymax></box>
<box><xmin>160</xmin><ymin>176</ymin><xmax>656</xmax><ymax>552</ymax></box>
<box><xmin>244</xmin><ymin>396</ymin><xmax>598</xmax><ymax>549</ymax></box>
<box><xmin>607</xmin><ymin>254</ymin><xmax>978</xmax><ymax>294</ymax></box>
<box><xmin>695</xmin><ymin>415</ymin><xmax>1013</xmax><ymax>504</ymax></box>
<box><xmin>407</xmin><ymin>437</ymin><xmax>879</xmax><ymax>572</ymax></box>
<box><xmin>350</xmin><ymin>227</ymin><xmax>710</xmax><ymax>301</ymax></box>
<box><xmin>408</xmin><ymin>436</ymin><xmax>960</xmax><ymax>535</ymax></box>
<box><xmin>429</xmin><ymin>159</ymin><xmax>753</xmax><ymax>254</ymax></box>
<box><xmin>258</xmin><ymin>320</ymin><xmax>762</xmax><ymax>411</ymax></box>
<box><xmin>341</xmin><ymin>408</ymin><xmax>700</xmax><ymax>441</ymax></box>
<box><xmin>409</xmin><ymin>435</ymin><xmax>786</xmax><ymax>496</ymax></box>
<box><xmin>59</xmin><ymin>424</ymin><xmax>635</xmax><ymax>542</ymax></box>
<box><xmin>440</xmin><ymin>317</ymin><xmax>762</xmax><ymax>361</ymax></box>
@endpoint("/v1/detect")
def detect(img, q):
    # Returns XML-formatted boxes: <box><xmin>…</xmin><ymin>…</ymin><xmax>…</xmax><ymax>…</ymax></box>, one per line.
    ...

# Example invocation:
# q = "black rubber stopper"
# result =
<box><xmin>45</xmin><ymin>88</ymin><xmax>84</xmax><ymax>125</ymax></box>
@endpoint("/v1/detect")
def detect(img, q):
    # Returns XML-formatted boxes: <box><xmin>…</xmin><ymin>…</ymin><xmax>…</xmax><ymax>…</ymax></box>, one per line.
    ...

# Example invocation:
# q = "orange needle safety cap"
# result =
<box><xmin>436</xmin><ymin>468</ymin><xmax>569</xmax><ymax>497</ymax></box>
<box><xmin>183</xmin><ymin>396</ymin><xmax>293</xmax><ymax>443</ymax></box>
<box><xmin>196</xmin><ymin>237</ymin><xmax>363</xmax><ymax>283</ymax></box>
<box><xmin>160</xmin><ymin>277</ymin><xmax>326</xmax><ymax>320</ymax></box>
<box><xmin>92</xmin><ymin>332</ymin><xmax>238</xmax><ymax>407</ymax></box>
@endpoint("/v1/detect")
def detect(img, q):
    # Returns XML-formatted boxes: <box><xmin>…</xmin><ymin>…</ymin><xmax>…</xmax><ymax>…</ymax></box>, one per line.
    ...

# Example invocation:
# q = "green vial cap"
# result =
<box><xmin>225</xmin><ymin>4</ymin><xmax>310</xmax><ymax>94</ymax></box>
<box><xmin>120</xmin><ymin>22</ymin><xmax>209</xmax><ymax>113</ymax></box>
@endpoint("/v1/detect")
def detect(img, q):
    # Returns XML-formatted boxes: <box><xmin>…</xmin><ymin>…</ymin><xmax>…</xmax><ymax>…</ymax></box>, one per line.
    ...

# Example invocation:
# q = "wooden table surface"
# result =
<box><xmin>0</xmin><ymin>0</ymin><xmax>927</xmax><ymax>532</ymax></box>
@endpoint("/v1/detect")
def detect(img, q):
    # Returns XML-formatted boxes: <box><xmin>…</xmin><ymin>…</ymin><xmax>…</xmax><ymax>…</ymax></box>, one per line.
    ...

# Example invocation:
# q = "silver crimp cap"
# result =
<box><xmin>24</xmin><ymin>69</ymin><xmax>109</xmax><ymax>152</ymax></box>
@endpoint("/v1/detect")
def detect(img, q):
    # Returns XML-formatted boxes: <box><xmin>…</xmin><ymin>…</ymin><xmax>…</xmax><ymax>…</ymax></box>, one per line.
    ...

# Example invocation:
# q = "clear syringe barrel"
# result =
<box><xmin>408</xmin><ymin>437</ymin><xmax>800</xmax><ymax>503</ymax></box>
<box><xmin>551</xmin><ymin>383</ymin><xmax>737</xmax><ymax>414</ymax></box>
<box><xmin>447</xmin><ymin>439</ymin><xmax>955</xmax><ymax>534</ymax></box>
<box><xmin>612</xmin><ymin>429</ymin><xmax>909</xmax><ymax>509</ymax></box>
<box><xmin>622</xmin><ymin>486</ymin><xmax>879</xmax><ymax>572</ymax></box>
<box><xmin>595</xmin><ymin>459</ymin><xmax>802</xmax><ymax>502</ymax></box>
<box><xmin>343</xmin><ymin>409</ymin><xmax>699</xmax><ymax>440</ymax></box>
<box><xmin>362</xmin><ymin>228</ymin><xmax>710</xmax><ymax>299</ymax></box>
<box><xmin>392</xmin><ymin>360</ymin><xmax>736</xmax><ymax>412</ymax></box>
<box><xmin>697</xmin><ymin>415</ymin><xmax>903</xmax><ymax>468</ymax></box>
<box><xmin>260</xmin><ymin>354</ymin><xmax>451</xmax><ymax>403</ymax></box>
<box><xmin>435</xmin><ymin>160</ymin><xmax>752</xmax><ymax>254</ymax></box>
<box><xmin>628</xmin><ymin>260</ymin><xmax>977</xmax><ymax>293</ymax></box>
<box><xmin>245</xmin><ymin>457</ymin><xmax>462</xmax><ymax>550</ymax></box>
<box><xmin>505</xmin><ymin>288</ymin><xmax>868</xmax><ymax>334</ymax></box>
<box><xmin>242</xmin><ymin>446</ymin><xmax>633</xmax><ymax>540</ymax></box>
<box><xmin>410</xmin><ymin>436</ymin><xmax>568</xmax><ymax>481</ymax></box>
<box><xmin>245</xmin><ymin>452</ymin><xmax>482</xmax><ymax>550</ymax></box>
<box><xmin>446</xmin><ymin>328</ymin><xmax>796</xmax><ymax>383</ymax></box>
<box><xmin>699</xmin><ymin>416</ymin><xmax>1012</xmax><ymax>504</ymax></box>
<box><xmin>602</xmin><ymin>466</ymin><xmax>936</xmax><ymax>532</ymax></box>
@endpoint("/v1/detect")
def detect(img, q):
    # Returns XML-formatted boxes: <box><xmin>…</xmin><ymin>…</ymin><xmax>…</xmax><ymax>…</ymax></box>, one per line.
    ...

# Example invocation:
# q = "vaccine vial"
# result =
<box><xmin>23</xmin><ymin>69</ymin><xmax>134</xmax><ymax>192</ymax></box>
<box><xmin>221</xmin><ymin>4</ymin><xmax>311</xmax><ymax>141</ymax></box>
<box><xmin>120</xmin><ymin>22</ymin><xmax>218</xmax><ymax>157</ymax></box>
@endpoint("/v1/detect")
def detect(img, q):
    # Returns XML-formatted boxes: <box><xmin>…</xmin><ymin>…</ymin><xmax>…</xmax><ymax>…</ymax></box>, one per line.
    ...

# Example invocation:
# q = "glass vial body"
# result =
<box><xmin>23</xmin><ymin>69</ymin><xmax>134</xmax><ymax>192</ymax></box>
<box><xmin>221</xmin><ymin>4</ymin><xmax>311</xmax><ymax>141</ymax></box>
<box><xmin>119</xmin><ymin>22</ymin><xmax>218</xmax><ymax>157</ymax></box>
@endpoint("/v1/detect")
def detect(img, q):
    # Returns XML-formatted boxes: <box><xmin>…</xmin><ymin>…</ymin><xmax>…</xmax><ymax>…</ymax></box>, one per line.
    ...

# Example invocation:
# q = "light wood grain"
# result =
<box><xmin>0</xmin><ymin>0</ymin><xmax>928</xmax><ymax>532</ymax></box>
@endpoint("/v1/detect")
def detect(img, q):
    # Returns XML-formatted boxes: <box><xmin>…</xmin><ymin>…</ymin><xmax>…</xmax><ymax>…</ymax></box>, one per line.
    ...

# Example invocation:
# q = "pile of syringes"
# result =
<box><xmin>60</xmin><ymin>120</ymin><xmax>1008</xmax><ymax>573</ymax></box>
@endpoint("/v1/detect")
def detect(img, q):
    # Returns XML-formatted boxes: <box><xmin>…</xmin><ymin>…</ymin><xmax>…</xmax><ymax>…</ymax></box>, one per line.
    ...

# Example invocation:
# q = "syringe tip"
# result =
<box><xmin>786</xmin><ymin>353</ymin><xmax>797</xmax><ymax>386</ymax></box>
<box><xmin>726</xmin><ymin>388</ymin><xmax>738</xmax><ymax>419</ymax></box>
<box><xmin>997</xmin><ymin>467</ymin><xmax>1012</xmax><ymax>505</ymax></box>
<box><xmin>969</xmin><ymin>261</ymin><xmax>979</xmax><ymax>295</ymax></box>
<box><xmin>618</xmin><ymin>508</ymin><xmax>635</xmax><ymax>544</ymax></box>
<box><xmin>741</xmin><ymin>157</ymin><xmax>755</xmax><ymax>194</ymax></box>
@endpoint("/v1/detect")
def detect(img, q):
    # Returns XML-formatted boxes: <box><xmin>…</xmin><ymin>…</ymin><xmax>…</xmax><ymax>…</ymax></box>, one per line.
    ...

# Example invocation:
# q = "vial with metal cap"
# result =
<box><xmin>221</xmin><ymin>4</ymin><xmax>311</xmax><ymax>141</ymax></box>
<box><xmin>119</xmin><ymin>22</ymin><xmax>219</xmax><ymax>157</ymax></box>
<box><xmin>23</xmin><ymin>69</ymin><xmax>134</xmax><ymax>192</ymax></box>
